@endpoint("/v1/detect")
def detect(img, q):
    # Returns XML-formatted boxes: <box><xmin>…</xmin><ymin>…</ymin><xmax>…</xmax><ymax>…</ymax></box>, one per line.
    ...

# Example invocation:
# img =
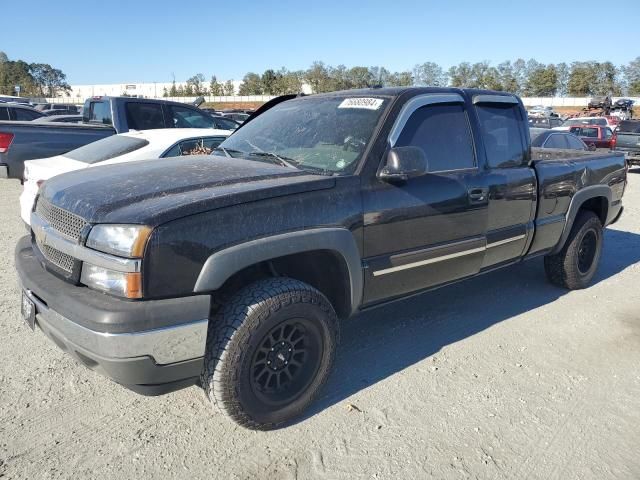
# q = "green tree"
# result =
<box><xmin>271</xmin><ymin>68</ymin><xmax>302</xmax><ymax>94</ymax></box>
<box><xmin>567</xmin><ymin>62</ymin><xmax>597</xmax><ymax>96</ymax></box>
<box><xmin>209</xmin><ymin>75</ymin><xmax>223</xmax><ymax>96</ymax></box>
<box><xmin>593</xmin><ymin>61</ymin><xmax>621</xmax><ymax>95</ymax></box>
<box><xmin>223</xmin><ymin>80</ymin><xmax>235</xmax><ymax>96</ymax></box>
<box><xmin>447</xmin><ymin>62</ymin><xmax>474</xmax><ymax>87</ymax></box>
<box><xmin>261</xmin><ymin>69</ymin><xmax>279</xmax><ymax>94</ymax></box>
<box><xmin>305</xmin><ymin>61</ymin><xmax>332</xmax><ymax>93</ymax></box>
<box><xmin>525</xmin><ymin>65</ymin><xmax>557</xmax><ymax>96</ymax></box>
<box><xmin>386</xmin><ymin>71</ymin><xmax>413</xmax><ymax>87</ymax></box>
<box><xmin>497</xmin><ymin>61</ymin><xmax>519</xmax><ymax>93</ymax></box>
<box><xmin>29</xmin><ymin>63</ymin><xmax>71</xmax><ymax>97</ymax></box>
<box><xmin>169</xmin><ymin>78</ymin><xmax>178</xmax><ymax>96</ymax></box>
<box><xmin>369</xmin><ymin>66</ymin><xmax>390</xmax><ymax>86</ymax></box>
<box><xmin>0</xmin><ymin>60</ymin><xmax>36</xmax><ymax>95</ymax></box>
<box><xmin>186</xmin><ymin>73</ymin><xmax>207</xmax><ymax>96</ymax></box>
<box><xmin>556</xmin><ymin>62</ymin><xmax>570</xmax><ymax>96</ymax></box>
<box><xmin>346</xmin><ymin>66</ymin><xmax>374</xmax><ymax>88</ymax></box>
<box><xmin>413</xmin><ymin>62</ymin><xmax>447</xmax><ymax>86</ymax></box>
<box><xmin>0</xmin><ymin>51</ymin><xmax>7</xmax><ymax>64</ymax></box>
<box><xmin>512</xmin><ymin>58</ymin><xmax>527</xmax><ymax>94</ymax></box>
<box><xmin>238</xmin><ymin>72</ymin><xmax>262</xmax><ymax>95</ymax></box>
<box><xmin>622</xmin><ymin>57</ymin><xmax>640</xmax><ymax>95</ymax></box>
<box><xmin>162</xmin><ymin>87</ymin><xmax>168</xmax><ymax>98</ymax></box>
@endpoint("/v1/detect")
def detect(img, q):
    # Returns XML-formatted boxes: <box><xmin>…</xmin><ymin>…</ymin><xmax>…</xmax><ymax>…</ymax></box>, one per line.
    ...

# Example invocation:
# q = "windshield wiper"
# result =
<box><xmin>247</xmin><ymin>151</ymin><xmax>299</xmax><ymax>169</ymax></box>
<box><xmin>213</xmin><ymin>147</ymin><xmax>244</xmax><ymax>158</ymax></box>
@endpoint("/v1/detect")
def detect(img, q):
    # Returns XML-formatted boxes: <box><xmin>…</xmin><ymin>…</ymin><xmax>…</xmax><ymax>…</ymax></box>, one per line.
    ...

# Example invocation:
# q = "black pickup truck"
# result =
<box><xmin>15</xmin><ymin>88</ymin><xmax>626</xmax><ymax>430</ymax></box>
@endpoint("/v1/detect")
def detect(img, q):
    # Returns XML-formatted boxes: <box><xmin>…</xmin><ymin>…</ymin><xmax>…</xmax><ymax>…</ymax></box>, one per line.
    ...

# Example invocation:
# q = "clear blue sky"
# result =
<box><xmin>2</xmin><ymin>0</ymin><xmax>638</xmax><ymax>84</ymax></box>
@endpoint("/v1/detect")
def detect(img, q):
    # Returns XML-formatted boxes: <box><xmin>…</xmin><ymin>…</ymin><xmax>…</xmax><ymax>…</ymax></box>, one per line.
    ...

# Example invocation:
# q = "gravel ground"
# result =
<box><xmin>1</xmin><ymin>173</ymin><xmax>640</xmax><ymax>480</ymax></box>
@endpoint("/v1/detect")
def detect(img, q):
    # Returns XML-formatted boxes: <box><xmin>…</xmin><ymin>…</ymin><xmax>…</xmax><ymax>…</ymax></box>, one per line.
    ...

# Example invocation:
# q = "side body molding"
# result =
<box><xmin>193</xmin><ymin>228</ymin><xmax>363</xmax><ymax>315</ymax></box>
<box><xmin>551</xmin><ymin>184</ymin><xmax>612</xmax><ymax>254</ymax></box>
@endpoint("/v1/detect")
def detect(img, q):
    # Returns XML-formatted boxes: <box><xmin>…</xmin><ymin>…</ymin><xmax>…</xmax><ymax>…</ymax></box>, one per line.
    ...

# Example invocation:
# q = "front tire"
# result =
<box><xmin>201</xmin><ymin>278</ymin><xmax>339</xmax><ymax>430</ymax></box>
<box><xmin>544</xmin><ymin>210</ymin><xmax>603</xmax><ymax>289</ymax></box>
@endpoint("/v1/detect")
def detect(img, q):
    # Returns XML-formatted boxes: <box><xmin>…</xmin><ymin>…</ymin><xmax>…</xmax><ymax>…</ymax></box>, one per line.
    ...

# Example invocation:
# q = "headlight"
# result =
<box><xmin>81</xmin><ymin>263</ymin><xmax>142</xmax><ymax>298</ymax></box>
<box><xmin>86</xmin><ymin>224</ymin><xmax>152</xmax><ymax>258</ymax></box>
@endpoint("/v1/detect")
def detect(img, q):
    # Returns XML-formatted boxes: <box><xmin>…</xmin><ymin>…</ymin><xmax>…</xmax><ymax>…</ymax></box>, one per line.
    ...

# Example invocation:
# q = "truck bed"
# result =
<box><xmin>0</xmin><ymin>121</ymin><xmax>115</xmax><ymax>180</ymax></box>
<box><xmin>528</xmin><ymin>147</ymin><xmax>626</xmax><ymax>254</ymax></box>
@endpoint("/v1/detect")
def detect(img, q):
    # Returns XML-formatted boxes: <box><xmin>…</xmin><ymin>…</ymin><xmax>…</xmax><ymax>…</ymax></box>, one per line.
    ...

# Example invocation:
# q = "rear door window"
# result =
<box><xmin>14</xmin><ymin>108</ymin><xmax>41</xmax><ymax>121</ymax></box>
<box><xmin>476</xmin><ymin>103</ymin><xmax>526</xmax><ymax>168</ymax></box>
<box><xmin>0</xmin><ymin>107</ymin><xmax>10</xmax><ymax>120</ymax></box>
<box><xmin>395</xmin><ymin>103</ymin><xmax>476</xmax><ymax>172</ymax></box>
<box><xmin>65</xmin><ymin>135</ymin><xmax>149</xmax><ymax>164</ymax></box>
<box><xmin>169</xmin><ymin>105</ymin><xmax>216</xmax><ymax>128</ymax></box>
<box><xmin>125</xmin><ymin>103</ymin><xmax>165</xmax><ymax>130</ymax></box>
<box><xmin>567</xmin><ymin>135</ymin><xmax>586</xmax><ymax>150</ymax></box>
<box><xmin>543</xmin><ymin>134</ymin><xmax>569</xmax><ymax>149</ymax></box>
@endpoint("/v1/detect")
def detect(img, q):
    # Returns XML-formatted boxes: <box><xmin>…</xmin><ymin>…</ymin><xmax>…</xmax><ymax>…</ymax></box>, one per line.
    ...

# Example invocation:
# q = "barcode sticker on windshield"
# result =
<box><xmin>338</xmin><ymin>98</ymin><xmax>384</xmax><ymax>110</ymax></box>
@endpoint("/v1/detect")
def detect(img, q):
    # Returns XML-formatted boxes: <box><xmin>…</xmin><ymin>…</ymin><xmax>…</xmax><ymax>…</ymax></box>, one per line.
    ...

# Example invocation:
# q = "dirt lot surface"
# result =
<box><xmin>1</xmin><ymin>173</ymin><xmax>640</xmax><ymax>480</ymax></box>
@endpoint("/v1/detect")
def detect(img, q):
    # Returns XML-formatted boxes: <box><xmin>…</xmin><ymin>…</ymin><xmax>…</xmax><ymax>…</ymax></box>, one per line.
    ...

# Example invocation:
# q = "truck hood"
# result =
<box><xmin>39</xmin><ymin>155</ymin><xmax>335</xmax><ymax>225</ymax></box>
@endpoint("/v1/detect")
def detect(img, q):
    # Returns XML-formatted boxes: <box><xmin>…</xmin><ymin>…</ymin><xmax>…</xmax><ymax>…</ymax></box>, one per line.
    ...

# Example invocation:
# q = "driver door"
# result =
<box><xmin>361</xmin><ymin>95</ymin><xmax>488</xmax><ymax>305</ymax></box>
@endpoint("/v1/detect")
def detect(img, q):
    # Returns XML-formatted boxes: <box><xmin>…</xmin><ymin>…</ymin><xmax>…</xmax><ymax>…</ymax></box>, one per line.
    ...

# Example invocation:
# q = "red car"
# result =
<box><xmin>569</xmin><ymin>125</ymin><xmax>616</xmax><ymax>150</ymax></box>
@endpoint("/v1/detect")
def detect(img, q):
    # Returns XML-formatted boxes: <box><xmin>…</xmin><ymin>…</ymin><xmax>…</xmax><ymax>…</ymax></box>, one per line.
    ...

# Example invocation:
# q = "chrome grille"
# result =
<box><xmin>35</xmin><ymin>197</ymin><xmax>88</xmax><ymax>240</ymax></box>
<box><xmin>41</xmin><ymin>244</ymin><xmax>75</xmax><ymax>273</ymax></box>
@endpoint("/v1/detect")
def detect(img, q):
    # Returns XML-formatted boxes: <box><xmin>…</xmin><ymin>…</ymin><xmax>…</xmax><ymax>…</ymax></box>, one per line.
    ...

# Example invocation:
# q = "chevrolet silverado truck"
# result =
<box><xmin>0</xmin><ymin>96</ymin><xmax>232</xmax><ymax>180</ymax></box>
<box><xmin>15</xmin><ymin>88</ymin><xmax>627</xmax><ymax>430</ymax></box>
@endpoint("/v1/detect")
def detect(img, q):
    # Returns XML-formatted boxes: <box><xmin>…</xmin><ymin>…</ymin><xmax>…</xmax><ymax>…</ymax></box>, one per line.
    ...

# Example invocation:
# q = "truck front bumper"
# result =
<box><xmin>15</xmin><ymin>236</ymin><xmax>211</xmax><ymax>395</ymax></box>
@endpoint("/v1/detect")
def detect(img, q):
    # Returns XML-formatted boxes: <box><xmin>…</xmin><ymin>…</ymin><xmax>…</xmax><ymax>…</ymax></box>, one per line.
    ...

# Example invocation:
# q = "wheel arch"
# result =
<box><xmin>551</xmin><ymin>185</ymin><xmax>611</xmax><ymax>254</ymax></box>
<box><xmin>193</xmin><ymin>228</ymin><xmax>362</xmax><ymax>318</ymax></box>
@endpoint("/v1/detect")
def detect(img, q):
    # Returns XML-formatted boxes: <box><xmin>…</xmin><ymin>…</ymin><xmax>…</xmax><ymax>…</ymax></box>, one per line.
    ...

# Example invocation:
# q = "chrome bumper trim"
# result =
<box><xmin>25</xmin><ymin>289</ymin><xmax>207</xmax><ymax>364</ymax></box>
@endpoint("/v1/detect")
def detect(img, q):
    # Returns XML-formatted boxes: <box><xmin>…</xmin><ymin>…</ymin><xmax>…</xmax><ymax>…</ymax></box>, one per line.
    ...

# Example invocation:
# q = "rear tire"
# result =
<box><xmin>544</xmin><ymin>210</ymin><xmax>603</xmax><ymax>289</ymax></box>
<box><xmin>201</xmin><ymin>277</ymin><xmax>339</xmax><ymax>430</ymax></box>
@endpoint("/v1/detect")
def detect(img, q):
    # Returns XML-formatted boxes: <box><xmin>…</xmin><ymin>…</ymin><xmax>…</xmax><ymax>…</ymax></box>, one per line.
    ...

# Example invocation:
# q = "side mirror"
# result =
<box><xmin>379</xmin><ymin>146</ymin><xmax>429</xmax><ymax>183</ymax></box>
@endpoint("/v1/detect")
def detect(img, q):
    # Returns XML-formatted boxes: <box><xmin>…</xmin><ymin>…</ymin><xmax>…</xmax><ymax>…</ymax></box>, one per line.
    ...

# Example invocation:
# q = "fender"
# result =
<box><xmin>551</xmin><ymin>185</ymin><xmax>612</xmax><ymax>254</ymax></box>
<box><xmin>193</xmin><ymin>228</ymin><xmax>363</xmax><ymax>315</ymax></box>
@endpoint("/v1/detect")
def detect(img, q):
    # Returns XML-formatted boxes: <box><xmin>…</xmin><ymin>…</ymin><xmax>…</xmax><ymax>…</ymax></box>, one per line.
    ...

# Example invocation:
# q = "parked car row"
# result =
<box><xmin>0</xmin><ymin>96</ymin><xmax>240</xmax><ymax>179</ymax></box>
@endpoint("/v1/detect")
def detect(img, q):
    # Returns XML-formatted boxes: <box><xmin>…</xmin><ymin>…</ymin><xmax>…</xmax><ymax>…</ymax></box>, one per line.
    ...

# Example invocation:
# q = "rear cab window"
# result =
<box><xmin>87</xmin><ymin>101</ymin><xmax>113</xmax><ymax>126</ymax></box>
<box><xmin>475</xmin><ymin>100</ymin><xmax>526</xmax><ymax>168</ymax></box>
<box><xmin>64</xmin><ymin>135</ymin><xmax>149</xmax><ymax>164</ymax></box>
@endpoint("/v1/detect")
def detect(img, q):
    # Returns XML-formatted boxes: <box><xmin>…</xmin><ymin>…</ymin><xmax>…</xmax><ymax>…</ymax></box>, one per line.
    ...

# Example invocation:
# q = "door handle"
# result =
<box><xmin>468</xmin><ymin>187</ymin><xmax>488</xmax><ymax>203</ymax></box>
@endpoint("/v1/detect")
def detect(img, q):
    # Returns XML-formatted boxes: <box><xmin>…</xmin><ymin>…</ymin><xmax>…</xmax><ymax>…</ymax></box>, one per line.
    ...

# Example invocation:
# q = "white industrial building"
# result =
<box><xmin>66</xmin><ymin>80</ymin><xmax>245</xmax><ymax>100</ymax></box>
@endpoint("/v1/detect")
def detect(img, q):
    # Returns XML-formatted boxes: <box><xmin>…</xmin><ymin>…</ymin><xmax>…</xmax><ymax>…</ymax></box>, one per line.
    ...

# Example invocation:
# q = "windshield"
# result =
<box><xmin>65</xmin><ymin>135</ymin><xmax>149</xmax><ymax>164</ymax></box>
<box><xmin>219</xmin><ymin>96</ymin><xmax>389</xmax><ymax>174</ymax></box>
